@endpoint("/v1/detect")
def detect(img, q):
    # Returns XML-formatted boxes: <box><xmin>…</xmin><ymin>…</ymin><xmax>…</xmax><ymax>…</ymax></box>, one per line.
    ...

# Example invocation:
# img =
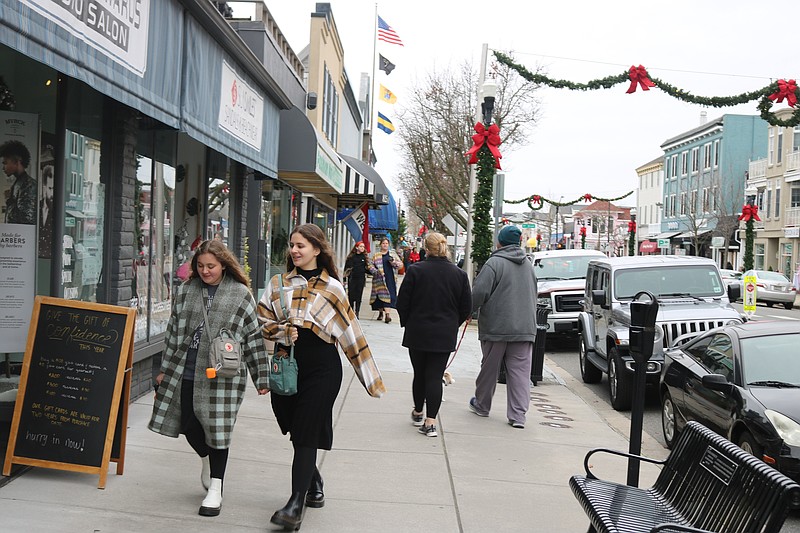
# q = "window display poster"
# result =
<box><xmin>0</xmin><ymin>224</ymin><xmax>36</xmax><ymax>352</ymax></box>
<box><xmin>1</xmin><ymin>111</ymin><xmax>39</xmax><ymax>352</ymax></box>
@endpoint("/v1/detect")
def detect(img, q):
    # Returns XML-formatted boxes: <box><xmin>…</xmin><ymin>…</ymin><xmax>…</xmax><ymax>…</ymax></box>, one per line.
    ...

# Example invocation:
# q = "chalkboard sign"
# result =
<box><xmin>3</xmin><ymin>297</ymin><xmax>135</xmax><ymax>488</ymax></box>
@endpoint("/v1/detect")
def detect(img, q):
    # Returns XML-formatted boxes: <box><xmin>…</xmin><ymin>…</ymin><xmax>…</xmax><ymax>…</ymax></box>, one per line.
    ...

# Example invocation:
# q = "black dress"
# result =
<box><xmin>345</xmin><ymin>253</ymin><xmax>367</xmax><ymax>315</ymax></box>
<box><xmin>271</xmin><ymin>267</ymin><xmax>343</xmax><ymax>450</ymax></box>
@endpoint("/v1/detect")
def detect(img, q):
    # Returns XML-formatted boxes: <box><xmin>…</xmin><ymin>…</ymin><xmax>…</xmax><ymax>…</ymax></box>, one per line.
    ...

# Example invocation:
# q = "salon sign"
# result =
<box><xmin>20</xmin><ymin>0</ymin><xmax>151</xmax><ymax>77</ymax></box>
<box><xmin>218</xmin><ymin>61</ymin><xmax>264</xmax><ymax>151</ymax></box>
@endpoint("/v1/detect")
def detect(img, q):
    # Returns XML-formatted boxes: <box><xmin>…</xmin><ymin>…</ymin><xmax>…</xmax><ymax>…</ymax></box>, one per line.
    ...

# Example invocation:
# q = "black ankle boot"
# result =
<box><xmin>270</xmin><ymin>492</ymin><xmax>306</xmax><ymax>531</ymax></box>
<box><xmin>305</xmin><ymin>468</ymin><xmax>324</xmax><ymax>508</ymax></box>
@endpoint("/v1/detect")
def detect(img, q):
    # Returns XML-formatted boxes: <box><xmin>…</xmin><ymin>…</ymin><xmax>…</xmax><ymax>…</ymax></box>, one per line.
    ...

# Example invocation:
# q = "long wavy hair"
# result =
<box><xmin>189</xmin><ymin>239</ymin><xmax>250</xmax><ymax>289</ymax></box>
<box><xmin>286</xmin><ymin>224</ymin><xmax>340</xmax><ymax>282</ymax></box>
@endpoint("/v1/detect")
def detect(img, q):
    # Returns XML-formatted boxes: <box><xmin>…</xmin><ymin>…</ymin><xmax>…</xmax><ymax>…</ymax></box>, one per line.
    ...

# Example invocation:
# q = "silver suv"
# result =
<box><xmin>578</xmin><ymin>255</ymin><xmax>743</xmax><ymax>411</ymax></box>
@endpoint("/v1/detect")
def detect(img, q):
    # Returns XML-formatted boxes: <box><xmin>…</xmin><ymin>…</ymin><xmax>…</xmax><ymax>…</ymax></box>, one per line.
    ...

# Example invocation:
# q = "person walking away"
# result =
<box><xmin>343</xmin><ymin>241</ymin><xmax>368</xmax><ymax>317</ymax></box>
<box><xmin>468</xmin><ymin>225</ymin><xmax>537</xmax><ymax>429</ymax></box>
<box><xmin>149</xmin><ymin>240</ymin><xmax>269</xmax><ymax>517</ymax></box>
<box><xmin>397</xmin><ymin>232</ymin><xmax>472</xmax><ymax>437</ymax></box>
<box><xmin>259</xmin><ymin>224</ymin><xmax>385</xmax><ymax>531</ymax></box>
<box><xmin>368</xmin><ymin>237</ymin><xmax>403</xmax><ymax>323</ymax></box>
<box><xmin>1</xmin><ymin>140</ymin><xmax>37</xmax><ymax>225</ymax></box>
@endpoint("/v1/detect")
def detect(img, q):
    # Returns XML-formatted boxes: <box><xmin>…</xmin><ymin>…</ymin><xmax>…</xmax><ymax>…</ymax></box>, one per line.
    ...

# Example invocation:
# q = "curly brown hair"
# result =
<box><xmin>189</xmin><ymin>240</ymin><xmax>250</xmax><ymax>289</ymax></box>
<box><xmin>286</xmin><ymin>224</ymin><xmax>340</xmax><ymax>281</ymax></box>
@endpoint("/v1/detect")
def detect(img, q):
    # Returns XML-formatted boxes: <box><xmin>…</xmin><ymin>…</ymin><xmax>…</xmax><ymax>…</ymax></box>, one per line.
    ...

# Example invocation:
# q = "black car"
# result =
<box><xmin>660</xmin><ymin>320</ymin><xmax>800</xmax><ymax>482</ymax></box>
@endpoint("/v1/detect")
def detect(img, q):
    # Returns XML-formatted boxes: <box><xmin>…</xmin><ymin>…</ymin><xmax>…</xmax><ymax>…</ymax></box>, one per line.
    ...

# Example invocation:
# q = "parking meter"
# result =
<box><xmin>627</xmin><ymin>291</ymin><xmax>658</xmax><ymax>488</ymax></box>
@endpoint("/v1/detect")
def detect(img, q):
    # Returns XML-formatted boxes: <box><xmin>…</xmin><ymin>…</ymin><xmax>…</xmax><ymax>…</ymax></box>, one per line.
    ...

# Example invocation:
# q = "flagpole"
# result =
<box><xmin>369</xmin><ymin>3</ymin><xmax>378</xmax><ymax>164</ymax></box>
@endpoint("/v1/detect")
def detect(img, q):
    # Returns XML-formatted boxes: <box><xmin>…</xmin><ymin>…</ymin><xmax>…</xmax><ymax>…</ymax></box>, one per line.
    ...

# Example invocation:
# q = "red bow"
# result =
<box><xmin>465</xmin><ymin>122</ymin><xmax>502</xmax><ymax>169</ymax></box>
<box><xmin>580</xmin><ymin>227</ymin><xmax>587</xmax><ymax>237</ymax></box>
<box><xmin>583</xmin><ymin>194</ymin><xmax>593</xmax><ymax>202</ymax></box>
<box><xmin>768</xmin><ymin>79</ymin><xmax>798</xmax><ymax>108</ymax></box>
<box><xmin>628</xmin><ymin>221</ymin><xmax>636</xmax><ymax>232</ymax></box>
<box><xmin>738</xmin><ymin>204</ymin><xmax>761</xmax><ymax>222</ymax></box>
<box><xmin>626</xmin><ymin>65</ymin><xmax>655</xmax><ymax>94</ymax></box>
<box><xmin>533</xmin><ymin>195</ymin><xmax>542</xmax><ymax>204</ymax></box>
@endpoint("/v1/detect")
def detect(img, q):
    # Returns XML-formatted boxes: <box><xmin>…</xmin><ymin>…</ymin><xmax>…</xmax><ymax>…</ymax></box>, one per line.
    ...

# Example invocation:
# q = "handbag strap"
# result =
<box><xmin>200</xmin><ymin>285</ymin><xmax>222</xmax><ymax>342</ymax></box>
<box><xmin>277</xmin><ymin>283</ymin><xmax>295</xmax><ymax>359</ymax></box>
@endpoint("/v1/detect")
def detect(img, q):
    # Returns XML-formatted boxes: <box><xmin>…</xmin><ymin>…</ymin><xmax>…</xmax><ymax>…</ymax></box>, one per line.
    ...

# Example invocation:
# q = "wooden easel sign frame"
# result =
<box><xmin>3</xmin><ymin>296</ymin><xmax>135</xmax><ymax>488</ymax></box>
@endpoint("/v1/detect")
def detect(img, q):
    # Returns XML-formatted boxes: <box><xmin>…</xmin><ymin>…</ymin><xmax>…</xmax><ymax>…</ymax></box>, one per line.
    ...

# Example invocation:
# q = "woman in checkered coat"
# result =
<box><xmin>259</xmin><ymin>224</ymin><xmax>385</xmax><ymax>531</ymax></box>
<box><xmin>148</xmin><ymin>240</ymin><xmax>269</xmax><ymax>517</ymax></box>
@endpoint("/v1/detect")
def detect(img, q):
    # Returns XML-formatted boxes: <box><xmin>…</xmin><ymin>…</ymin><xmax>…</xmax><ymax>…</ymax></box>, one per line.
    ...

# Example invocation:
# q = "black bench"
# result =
<box><xmin>569</xmin><ymin>421</ymin><xmax>800</xmax><ymax>533</ymax></box>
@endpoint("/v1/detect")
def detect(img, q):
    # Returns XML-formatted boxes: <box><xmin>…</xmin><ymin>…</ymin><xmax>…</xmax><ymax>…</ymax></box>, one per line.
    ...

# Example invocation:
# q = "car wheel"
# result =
<box><xmin>765</xmin><ymin>301</ymin><xmax>774</xmax><ymax>307</ymax></box>
<box><xmin>579</xmin><ymin>335</ymin><xmax>602</xmax><ymax>384</ymax></box>
<box><xmin>784</xmin><ymin>302</ymin><xmax>794</xmax><ymax>310</ymax></box>
<box><xmin>737</xmin><ymin>431</ymin><xmax>763</xmax><ymax>459</ymax></box>
<box><xmin>661</xmin><ymin>391</ymin><xmax>680</xmax><ymax>449</ymax></box>
<box><xmin>608</xmin><ymin>347</ymin><xmax>632</xmax><ymax>411</ymax></box>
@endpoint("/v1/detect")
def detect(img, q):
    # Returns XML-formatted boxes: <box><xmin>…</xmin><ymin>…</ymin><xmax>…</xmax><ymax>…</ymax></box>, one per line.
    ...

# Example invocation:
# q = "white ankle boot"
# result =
<box><xmin>199</xmin><ymin>478</ymin><xmax>222</xmax><ymax>516</ymax></box>
<box><xmin>201</xmin><ymin>456</ymin><xmax>211</xmax><ymax>489</ymax></box>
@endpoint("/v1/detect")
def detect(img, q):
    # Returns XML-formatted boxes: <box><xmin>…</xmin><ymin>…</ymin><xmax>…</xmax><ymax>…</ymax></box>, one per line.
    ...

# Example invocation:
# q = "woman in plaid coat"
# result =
<box><xmin>148</xmin><ymin>240</ymin><xmax>269</xmax><ymax>517</ymax></box>
<box><xmin>259</xmin><ymin>224</ymin><xmax>385</xmax><ymax>531</ymax></box>
<box><xmin>368</xmin><ymin>237</ymin><xmax>403</xmax><ymax>323</ymax></box>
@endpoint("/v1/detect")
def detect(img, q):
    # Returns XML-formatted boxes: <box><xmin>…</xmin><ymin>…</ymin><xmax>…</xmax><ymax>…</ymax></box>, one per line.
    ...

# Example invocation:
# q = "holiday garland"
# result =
<box><xmin>505</xmin><ymin>191</ymin><xmax>634</xmax><ymax>211</ymax></box>
<box><xmin>628</xmin><ymin>220</ymin><xmax>636</xmax><ymax>256</ymax></box>
<box><xmin>472</xmin><ymin>144</ymin><xmax>496</xmax><ymax>269</ymax></box>
<box><xmin>738</xmin><ymin>204</ymin><xmax>760</xmax><ymax>271</ymax></box>
<box><xmin>494</xmin><ymin>51</ymin><xmax>800</xmax><ymax>127</ymax></box>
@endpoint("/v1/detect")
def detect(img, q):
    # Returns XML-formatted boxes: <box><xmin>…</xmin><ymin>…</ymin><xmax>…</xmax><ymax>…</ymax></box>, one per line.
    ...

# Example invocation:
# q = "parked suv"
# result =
<box><xmin>530</xmin><ymin>249</ymin><xmax>605</xmax><ymax>335</ymax></box>
<box><xmin>578</xmin><ymin>255</ymin><xmax>743</xmax><ymax>411</ymax></box>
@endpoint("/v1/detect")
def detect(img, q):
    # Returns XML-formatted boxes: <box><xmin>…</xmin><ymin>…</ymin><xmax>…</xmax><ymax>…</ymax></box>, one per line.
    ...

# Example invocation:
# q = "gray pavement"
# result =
<box><xmin>0</xmin><ymin>285</ymin><xmax>668</xmax><ymax>532</ymax></box>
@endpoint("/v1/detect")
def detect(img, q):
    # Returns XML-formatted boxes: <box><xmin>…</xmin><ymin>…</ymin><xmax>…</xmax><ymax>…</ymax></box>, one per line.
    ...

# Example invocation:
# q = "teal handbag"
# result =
<box><xmin>269</xmin><ymin>286</ymin><xmax>298</xmax><ymax>396</ymax></box>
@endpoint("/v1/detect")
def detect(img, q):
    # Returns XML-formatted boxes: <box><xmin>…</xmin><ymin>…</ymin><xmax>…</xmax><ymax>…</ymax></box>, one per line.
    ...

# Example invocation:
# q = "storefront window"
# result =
<box><xmin>62</xmin><ymin>131</ymin><xmax>104</xmax><ymax>302</ymax></box>
<box><xmin>782</xmin><ymin>243</ymin><xmax>793</xmax><ymax>279</ymax></box>
<box><xmin>266</xmin><ymin>180</ymin><xmax>295</xmax><ymax>278</ymax></box>
<box><xmin>207</xmin><ymin>151</ymin><xmax>230</xmax><ymax>247</ymax></box>
<box><xmin>134</xmin><ymin>128</ymin><xmax>176</xmax><ymax>342</ymax></box>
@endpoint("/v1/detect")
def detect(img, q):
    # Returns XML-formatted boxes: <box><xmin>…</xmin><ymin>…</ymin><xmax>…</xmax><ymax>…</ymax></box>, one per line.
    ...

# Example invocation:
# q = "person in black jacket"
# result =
<box><xmin>344</xmin><ymin>241</ymin><xmax>368</xmax><ymax>317</ymax></box>
<box><xmin>396</xmin><ymin>232</ymin><xmax>472</xmax><ymax>437</ymax></box>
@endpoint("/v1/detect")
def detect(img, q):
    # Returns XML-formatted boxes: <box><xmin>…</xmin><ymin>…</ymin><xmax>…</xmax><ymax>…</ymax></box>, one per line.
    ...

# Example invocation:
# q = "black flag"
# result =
<box><xmin>379</xmin><ymin>54</ymin><xmax>396</xmax><ymax>75</ymax></box>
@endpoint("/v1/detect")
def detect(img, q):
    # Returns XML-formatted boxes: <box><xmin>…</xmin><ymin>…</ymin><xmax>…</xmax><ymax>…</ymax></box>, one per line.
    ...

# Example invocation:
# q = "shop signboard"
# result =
<box><xmin>218</xmin><ymin>60</ymin><xmax>264</xmax><ymax>151</ymax></box>
<box><xmin>657</xmin><ymin>238</ymin><xmax>669</xmax><ymax>248</ymax></box>
<box><xmin>20</xmin><ymin>0</ymin><xmax>151</xmax><ymax>77</ymax></box>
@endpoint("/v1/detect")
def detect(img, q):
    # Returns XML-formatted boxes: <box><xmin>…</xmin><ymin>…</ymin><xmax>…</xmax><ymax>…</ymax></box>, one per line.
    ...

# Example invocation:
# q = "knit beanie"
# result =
<box><xmin>497</xmin><ymin>225</ymin><xmax>522</xmax><ymax>247</ymax></box>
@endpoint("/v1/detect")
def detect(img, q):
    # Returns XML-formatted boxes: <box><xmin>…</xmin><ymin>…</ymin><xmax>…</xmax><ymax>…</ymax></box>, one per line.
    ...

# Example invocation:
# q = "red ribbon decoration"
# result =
<box><xmin>533</xmin><ymin>194</ymin><xmax>541</xmax><ymax>204</ymax></box>
<box><xmin>580</xmin><ymin>226</ymin><xmax>587</xmax><ymax>237</ymax></box>
<box><xmin>628</xmin><ymin>221</ymin><xmax>636</xmax><ymax>233</ymax></box>
<box><xmin>738</xmin><ymin>204</ymin><xmax>761</xmax><ymax>222</ymax></box>
<box><xmin>626</xmin><ymin>65</ymin><xmax>655</xmax><ymax>94</ymax></box>
<box><xmin>768</xmin><ymin>79</ymin><xmax>798</xmax><ymax>108</ymax></box>
<box><xmin>465</xmin><ymin>122</ymin><xmax>502</xmax><ymax>169</ymax></box>
<box><xmin>583</xmin><ymin>194</ymin><xmax>593</xmax><ymax>202</ymax></box>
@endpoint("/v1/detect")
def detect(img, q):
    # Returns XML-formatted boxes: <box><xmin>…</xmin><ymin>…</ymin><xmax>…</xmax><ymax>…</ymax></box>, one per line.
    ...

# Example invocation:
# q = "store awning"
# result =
<box><xmin>369</xmin><ymin>193</ymin><xmax>398</xmax><ymax>231</ymax></box>
<box><xmin>654</xmin><ymin>231</ymin><xmax>680</xmax><ymax>240</ymax></box>
<box><xmin>278</xmin><ymin>106</ymin><xmax>344</xmax><ymax>197</ymax></box>
<box><xmin>338</xmin><ymin>153</ymin><xmax>390</xmax><ymax>209</ymax></box>
<box><xmin>674</xmin><ymin>230</ymin><xmax>712</xmax><ymax>240</ymax></box>
<box><xmin>639</xmin><ymin>241</ymin><xmax>658</xmax><ymax>253</ymax></box>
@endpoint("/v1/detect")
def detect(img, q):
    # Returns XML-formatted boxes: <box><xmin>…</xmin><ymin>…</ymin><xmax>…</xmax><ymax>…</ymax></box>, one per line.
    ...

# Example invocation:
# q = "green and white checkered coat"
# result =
<box><xmin>148</xmin><ymin>276</ymin><xmax>269</xmax><ymax>449</ymax></box>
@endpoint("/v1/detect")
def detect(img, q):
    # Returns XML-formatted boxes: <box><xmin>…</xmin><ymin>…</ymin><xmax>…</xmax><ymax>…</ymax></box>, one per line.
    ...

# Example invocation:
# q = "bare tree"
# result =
<box><xmin>395</xmin><ymin>59</ymin><xmax>542</xmax><ymax>232</ymax></box>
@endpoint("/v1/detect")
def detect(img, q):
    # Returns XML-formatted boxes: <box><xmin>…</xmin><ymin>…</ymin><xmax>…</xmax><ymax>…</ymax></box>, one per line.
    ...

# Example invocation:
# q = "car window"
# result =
<box><xmin>699</xmin><ymin>334</ymin><xmax>734</xmax><ymax>381</ymax></box>
<box><xmin>741</xmin><ymin>333</ymin><xmax>800</xmax><ymax>385</ymax></box>
<box><xmin>614</xmin><ymin>266</ymin><xmax>725</xmax><ymax>299</ymax></box>
<box><xmin>533</xmin><ymin>255</ymin><xmax>597</xmax><ymax>280</ymax></box>
<box><xmin>684</xmin><ymin>336</ymin><xmax>713</xmax><ymax>364</ymax></box>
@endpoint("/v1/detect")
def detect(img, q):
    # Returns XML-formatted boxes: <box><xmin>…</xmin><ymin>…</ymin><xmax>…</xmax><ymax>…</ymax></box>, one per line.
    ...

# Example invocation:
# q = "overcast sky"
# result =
<box><xmin>232</xmin><ymin>1</ymin><xmax>797</xmax><ymax>212</ymax></box>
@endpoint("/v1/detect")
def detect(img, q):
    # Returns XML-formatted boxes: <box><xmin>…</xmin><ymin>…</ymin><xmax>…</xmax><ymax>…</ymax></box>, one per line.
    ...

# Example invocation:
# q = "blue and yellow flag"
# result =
<box><xmin>377</xmin><ymin>112</ymin><xmax>395</xmax><ymax>134</ymax></box>
<box><xmin>379</xmin><ymin>84</ymin><xmax>397</xmax><ymax>104</ymax></box>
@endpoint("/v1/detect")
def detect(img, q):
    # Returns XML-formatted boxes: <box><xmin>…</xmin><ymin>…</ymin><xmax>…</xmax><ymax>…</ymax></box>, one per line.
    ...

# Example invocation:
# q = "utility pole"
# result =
<box><xmin>463</xmin><ymin>43</ymin><xmax>488</xmax><ymax>284</ymax></box>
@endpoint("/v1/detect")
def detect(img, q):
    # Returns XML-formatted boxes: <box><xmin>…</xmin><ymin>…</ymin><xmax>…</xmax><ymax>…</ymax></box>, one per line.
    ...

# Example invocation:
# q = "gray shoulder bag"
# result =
<box><xmin>201</xmin><ymin>286</ymin><xmax>242</xmax><ymax>379</ymax></box>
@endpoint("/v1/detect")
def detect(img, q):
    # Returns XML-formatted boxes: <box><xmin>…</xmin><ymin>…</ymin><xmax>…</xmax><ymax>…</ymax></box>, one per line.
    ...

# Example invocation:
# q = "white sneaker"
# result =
<box><xmin>201</xmin><ymin>456</ymin><xmax>211</xmax><ymax>490</ymax></box>
<box><xmin>199</xmin><ymin>478</ymin><xmax>222</xmax><ymax>516</ymax></box>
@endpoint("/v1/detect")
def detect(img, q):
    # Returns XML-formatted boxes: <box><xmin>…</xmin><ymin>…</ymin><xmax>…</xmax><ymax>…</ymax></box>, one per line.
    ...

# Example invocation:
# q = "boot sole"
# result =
<box><xmin>198</xmin><ymin>505</ymin><xmax>221</xmax><ymax>517</ymax></box>
<box><xmin>305</xmin><ymin>497</ymin><xmax>325</xmax><ymax>508</ymax></box>
<box><xmin>270</xmin><ymin>513</ymin><xmax>303</xmax><ymax>531</ymax></box>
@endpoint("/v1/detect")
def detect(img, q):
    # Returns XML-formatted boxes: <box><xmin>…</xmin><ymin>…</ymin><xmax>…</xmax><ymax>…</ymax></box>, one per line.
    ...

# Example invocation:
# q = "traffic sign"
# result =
<box><xmin>522</xmin><ymin>223</ymin><xmax>537</xmax><ymax>229</ymax></box>
<box><xmin>743</xmin><ymin>275</ymin><xmax>757</xmax><ymax>314</ymax></box>
<box><xmin>657</xmin><ymin>238</ymin><xmax>669</xmax><ymax>248</ymax></box>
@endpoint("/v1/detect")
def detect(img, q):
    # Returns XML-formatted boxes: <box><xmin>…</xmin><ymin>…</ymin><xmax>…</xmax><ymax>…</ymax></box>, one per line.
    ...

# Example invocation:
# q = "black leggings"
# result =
<box><xmin>408</xmin><ymin>349</ymin><xmax>449</xmax><ymax>420</ymax></box>
<box><xmin>291</xmin><ymin>443</ymin><xmax>318</xmax><ymax>494</ymax></box>
<box><xmin>181</xmin><ymin>379</ymin><xmax>229</xmax><ymax>481</ymax></box>
<box><xmin>348</xmin><ymin>276</ymin><xmax>365</xmax><ymax>315</ymax></box>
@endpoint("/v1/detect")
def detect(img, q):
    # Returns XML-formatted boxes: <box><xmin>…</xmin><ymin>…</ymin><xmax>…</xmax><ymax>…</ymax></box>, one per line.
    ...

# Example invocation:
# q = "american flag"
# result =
<box><xmin>377</xmin><ymin>16</ymin><xmax>403</xmax><ymax>46</ymax></box>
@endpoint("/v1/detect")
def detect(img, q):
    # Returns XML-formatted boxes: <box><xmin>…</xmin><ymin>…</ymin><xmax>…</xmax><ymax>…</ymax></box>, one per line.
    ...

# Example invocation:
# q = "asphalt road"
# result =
<box><xmin>544</xmin><ymin>311</ymin><xmax>800</xmax><ymax>530</ymax></box>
